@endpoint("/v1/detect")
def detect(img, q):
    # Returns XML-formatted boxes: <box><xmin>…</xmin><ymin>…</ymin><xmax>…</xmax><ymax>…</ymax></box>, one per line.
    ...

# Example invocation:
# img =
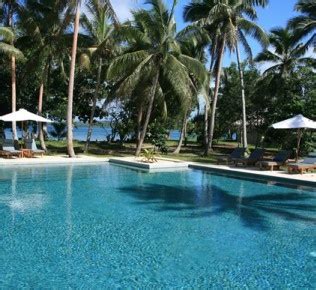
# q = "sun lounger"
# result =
<box><xmin>24</xmin><ymin>139</ymin><xmax>45</xmax><ymax>157</ymax></box>
<box><xmin>287</xmin><ymin>157</ymin><xmax>316</xmax><ymax>174</ymax></box>
<box><xmin>0</xmin><ymin>139</ymin><xmax>22</xmax><ymax>158</ymax></box>
<box><xmin>233</xmin><ymin>148</ymin><xmax>265</xmax><ymax>167</ymax></box>
<box><xmin>258</xmin><ymin>150</ymin><xmax>291</xmax><ymax>171</ymax></box>
<box><xmin>216</xmin><ymin>147</ymin><xmax>246</xmax><ymax>164</ymax></box>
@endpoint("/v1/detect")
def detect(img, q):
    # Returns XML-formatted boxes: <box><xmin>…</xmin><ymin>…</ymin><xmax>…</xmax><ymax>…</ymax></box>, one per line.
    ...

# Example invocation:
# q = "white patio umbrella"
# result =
<box><xmin>272</xmin><ymin>114</ymin><xmax>316</xmax><ymax>161</ymax></box>
<box><xmin>0</xmin><ymin>109</ymin><xmax>53</xmax><ymax>139</ymax></box>
<box><xmin>0</xmin><ymin>109</ymin><xmax>52</xmax><ymax>123</ymax></box>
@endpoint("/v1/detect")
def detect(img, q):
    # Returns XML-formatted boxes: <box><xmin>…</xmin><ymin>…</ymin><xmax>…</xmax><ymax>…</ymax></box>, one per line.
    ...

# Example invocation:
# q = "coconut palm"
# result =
<box><xmin>289</xmin><ymin>0</ymin><xmax>316</xmax><ymax>48</ymax></box>
<box><xmin>255</xmin><ymin>27</ymin><xmax>316</xmax><ymax>77</ymax></box>
<box><xmin>184</xmin><ymin>0</ymin><xmax>268</xmax><ymax>154</ymax></box>
<box><xmin>67</xmin><ymin>0</ymin><xmax>81</xmax><ymax>158</ymax></box>
<box><xmin>0</xmin><ymin>26</ymin><xmax>23</xmax><ymax>140</ymax></box>
<box><xmin>80</xmin><ymin>0</ymin><xmax>118</xmax><ymax>152</ymax></box>
<box><xmin>173</xmin><ymin>34</ymin><xmax>208</xmax><ymax>154</ymax></box>
<box><xmin>0</xmin><ymin>27</ymin><xmax>23</xmax><ymax>57</ymax></box>
<box><xmin>1</xmin><ymin>0</ymin><xmax>21</xmax><ymax>140</ymax></box>
<box><xmin>108</xmin><ymin>0</ymin><xmax>207</xmax><ymax>156</ymax></box>
<box><xmin>18</xmin><ymin>0</ymin><xmax>74</xmax><ymax>151</ymax></box>
<box><xmin>66</xmin><ymin>0</ymin><xmax>120</xmax><ymax>157</ymax></box>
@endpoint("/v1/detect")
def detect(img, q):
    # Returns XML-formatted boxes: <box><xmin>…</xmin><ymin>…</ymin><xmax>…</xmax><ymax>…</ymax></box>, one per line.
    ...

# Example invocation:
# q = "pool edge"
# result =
<box><xmin>189</xmin><ymin>164</ymin><xmax>316</xmax><ymax>188</ymax></box>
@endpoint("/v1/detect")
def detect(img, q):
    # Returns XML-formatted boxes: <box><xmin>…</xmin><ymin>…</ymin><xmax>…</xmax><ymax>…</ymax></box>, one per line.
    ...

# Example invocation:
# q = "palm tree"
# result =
<box><xmin>108</xmin><ymin>0</ymin><xmax>207</xmax><ymax>156</ymax></box>
<box><xmin>0</xmin><ymin>27</ymin><xmax>23</xmax><ymax>57</ymax></box>
<box><xmin>67</xmin><ymin>0</ymin><xmax>82</xmax><ymax>158</ymax></box>
<box><xmin>173</xmin><ymin>34</ymin><xmax>208</xmax><ymax>154</ymax></box>
<box><xmin>184</xmin><ymin>0</ymin><xmax>268</xmax><ymax>154</ymax></box>
<box><xmin>18</xmin><ymin>0</ymin><xmax>74</xmax><ymax>151</ymax></box>
<box><xmin>80</xmin><ymin>0</ymin><xmax>118</xmax><ymax>153</ymax></box>
<box><xmin>66</xmin><ymin>0</ymin><xmax>120</xmax><ymax>157</ymax></box>
<box><xmin>2</xmin><ymin>0</ymin><xmax>20</xmax><ymax>140</ymax></box>
<box><xmin>255</xmin><ymin>27</ymin><xmax>316</xmax><ymax>77</ymax></box>
<box><xmin>289</xmin><ymin>0</ymin><xmax>316</xmax><ymax>48</ymax></box>
<box><xmin>0</xmin><ymin>28</ymin><xmax>23</xmax><ymax>140</ymax></box>
<box><xmin>234</xmin><ymin>11</ymin><xmax>268</xmax><ymax>149</ymax></box>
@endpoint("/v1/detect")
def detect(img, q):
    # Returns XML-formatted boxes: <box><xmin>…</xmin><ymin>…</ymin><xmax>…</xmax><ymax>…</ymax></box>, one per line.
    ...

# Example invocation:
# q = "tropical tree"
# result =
<box><xmin>255</xmin><ymin>27</ymin><xmax>316</xmax><ymax>77</ymax></box>
<box><xmin>67</xmin><ymin>0</ymin><xmax>81</xmax><ymax>158</ymax></box>
<box><xmin>184</xmin><ymin>0</ymin><xmax>268</xmax><ymax>154</ymax></box>
<box><xmin>108</xmin><ymin>0</ymin><xmax>207</xmax><ymax>156</ymax></box>
<box><xmin>0</xmin><ymin>27</ymin><xmax>23</xmax><ymax>57</ymax></box>
<box><xmin>173</xmin><ymin>34</ymin><xmax>208</xmax><ymax>154</ymax></box>
<box><xmin>66</xmin><ymin>0</ymin><xmax>120</xmax><ymax>157</ymax></box>
<box><xmin>289</xmin><ymin>0</ymin><xmax>316</xmax><ymax>48</ymax></box>
<box><xmin>1</xmin><ymin>0</ymin><xmax>21</xmax><ymax>140</ymax></box>
<box><xmin>18</xmin><ymin>0</ymin><xmax>74</xmax><ymax>150</ymax></box>
<box><xmin>80</xmin><ymin>0</ymin><xmax>118</xmax><ymax>152</ymax></box>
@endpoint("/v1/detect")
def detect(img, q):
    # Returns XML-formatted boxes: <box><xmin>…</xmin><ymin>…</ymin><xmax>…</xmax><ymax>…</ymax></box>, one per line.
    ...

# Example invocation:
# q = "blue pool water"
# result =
<box><xmin>0</xmin><ymin>164</ymin><xmax>315</xmax><ymax>288</ymax></box>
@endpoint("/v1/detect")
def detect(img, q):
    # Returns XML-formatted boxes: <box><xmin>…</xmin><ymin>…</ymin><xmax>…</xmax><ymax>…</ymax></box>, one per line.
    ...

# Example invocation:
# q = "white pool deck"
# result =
<box><xmin>109</xmin><ymin>156</ymin><xmax>189</xmax><ymax>170</ymax></box>
<box><xmin>0</xmin><ymin>155</ymin><xmax>109</xmax><ymax>166</ymax></box>
<box><xmin>189</xmin><ymin>162</ymin><xmax>315</xmax><ymax>187</ymax></box>
<box><xmin>0</xmin><ymin>155</ymin><xmax>314</xmax><ymax>187</ymax></box>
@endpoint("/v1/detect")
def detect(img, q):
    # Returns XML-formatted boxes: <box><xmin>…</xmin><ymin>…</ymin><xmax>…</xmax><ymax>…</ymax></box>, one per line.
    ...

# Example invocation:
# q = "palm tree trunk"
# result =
<box><xmin>173</xmin><ymin>110</ymin><xmax>188</xmax><ymax>154</ymax></box>
<box><xmin>84</xmin><ymin>57</ymin><xmax>102</xmax><ymax>153</ymax></box>
<box><xmin>11</xmin><ymin>55</ymin><xmax>17</xmax><ymax>140</ymax></box>
<box><xmin>236</xmin><ymin>43</ymin><xmax>248</xmax><ymax>149</ymax></box>
<box><xmin>203</xmin><ymin>61</ymin><xmax>214</xmax><ymax>154</ymax></box>
<box><xmin>135</xmin><ymin>70</ymin><xmax>160</xmax><ymax>156</ymax></box>
<box><xmin>8</xmin><ymin>3</ymin><xmax>17</xmax><ymax>140</ymax></box>
<box><xmin>38</xmin><ymin>83</ymin><xmax>47</xmax><ymax>151</ymax></box>
<box><xmin>206</xmin><ymin>39</ymin><xmax>225</xmax><ymax>155</ymax></box>
<box><xmin>204</xmin><ymin>104</ymin><xmax>209</xmax><ymax>148</ymax></box>
<box><xmin>67</xmin><ymin>0</ymin><xmax>81</xmax><ymax>158</ymax></box>
<box><xmin>136</xmin><ymin>105</ymin><xmax>143</xmax><ymax>147</ymax></box>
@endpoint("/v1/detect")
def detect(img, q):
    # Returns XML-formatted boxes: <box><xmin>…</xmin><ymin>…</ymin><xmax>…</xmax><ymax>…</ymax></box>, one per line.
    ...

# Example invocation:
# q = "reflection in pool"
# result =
<box><xmin>0</xmin><ymin>164</ymin><xmax>315</xmax><ymax>288</ymax></box>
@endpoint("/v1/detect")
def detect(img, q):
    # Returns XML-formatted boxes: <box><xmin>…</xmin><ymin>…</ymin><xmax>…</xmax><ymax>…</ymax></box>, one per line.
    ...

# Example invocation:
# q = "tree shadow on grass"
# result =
<box><xmin>119</xmin><ymin>183</ymin><xmax>316</xmax><ymax>231</ymax></box>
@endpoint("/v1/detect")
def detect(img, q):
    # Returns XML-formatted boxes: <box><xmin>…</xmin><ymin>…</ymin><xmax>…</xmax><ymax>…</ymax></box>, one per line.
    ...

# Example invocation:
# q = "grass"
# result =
<box><xmin>42</xmin><ymin>139</ymin><xmax>281</xmax><ymax>164</ymax></box>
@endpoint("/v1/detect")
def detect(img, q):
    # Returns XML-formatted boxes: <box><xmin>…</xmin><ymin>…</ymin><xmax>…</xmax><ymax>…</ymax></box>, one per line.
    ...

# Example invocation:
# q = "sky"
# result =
<box><xmin>111</xmin><ymin>0</ymin><xmax>300</xmax><ymax>66</ymax></box>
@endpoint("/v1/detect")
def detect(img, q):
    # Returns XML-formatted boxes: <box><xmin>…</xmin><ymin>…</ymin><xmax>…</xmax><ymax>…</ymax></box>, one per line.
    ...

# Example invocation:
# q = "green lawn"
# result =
<box><xmin>42</xmin><ymin>139</ymin><xmax>281</xmax><ymax>164</ymax></box>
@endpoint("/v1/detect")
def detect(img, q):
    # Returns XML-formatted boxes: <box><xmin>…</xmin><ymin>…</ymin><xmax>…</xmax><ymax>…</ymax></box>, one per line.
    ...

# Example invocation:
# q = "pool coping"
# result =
<box><xmin>0</xmin><ymin>155</ymin><xmax>109</xmax><ymax>166</ymax></box>
<box><xmin>0</xmin><ymin>155</ymin><xmax>314</xmax><ymax>188</ymax></box>
<box><xmin>189</xmin><ymin>163</ymin><xmax>316</xmax><ymax>188</ymax></box>
<box><xmin>109</xmin><ymin>157</ymin><xmax>189</xmax><ymax>170</ymax></box>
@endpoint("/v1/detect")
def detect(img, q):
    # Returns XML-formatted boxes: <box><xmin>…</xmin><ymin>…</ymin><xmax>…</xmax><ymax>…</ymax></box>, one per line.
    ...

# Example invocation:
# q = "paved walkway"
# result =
<box><xmin>0</xmin><ymin>155</ymin><xmax>108</xmax><ymax>166</ymax></box>
<box><xmin>189</xmin><ymin>163</ymin><xmax>315</xmax><ymax>187</ymax></box>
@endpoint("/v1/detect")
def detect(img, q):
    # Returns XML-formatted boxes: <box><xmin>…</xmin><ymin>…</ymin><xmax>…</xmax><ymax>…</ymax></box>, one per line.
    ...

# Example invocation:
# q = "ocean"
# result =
<box><xmin>3</xmin><ymin>125</ymin><xmax>180</xmax><ymax>142</ymax></box>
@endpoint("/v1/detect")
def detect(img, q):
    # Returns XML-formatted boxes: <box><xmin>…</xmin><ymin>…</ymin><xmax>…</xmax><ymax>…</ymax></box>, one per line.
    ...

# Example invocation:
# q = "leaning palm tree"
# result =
<box><xmin>173</xmin><ymin>34</ymin><xmax>208</xmax><ymax>154</ymax></box>
<box><xmin>255</xmin><ymin>27</ymin><xmax>316</xmax><ymax>77</ymax></box>
<box><xmin>184</xmin><ymin>0</ymin><xmax>268</xmax><ymax>154</ymax></box>
<box><xmin>80</xmin><ymin>0</ymin><xmax>118</xmax><ymax>152</ymax></box>
<box><xmin>66</xmin><ymin>0</ymin><xmax>120</xmax><ymax>157</ymax></box>
<box><xmin>1</xmin><ymin>0</ymin><xmax>21</xmax><ymax>140</ymax></box>
<box><xmin>18</xmin><ymin>0</ymin><xmax>74</xmax><ymax>151</ymax></box>
<box><xmin>0</xmin><ymin>28</ymin><xmax>23</xmax><ymax>139</ymax></box>
<box><xmin>67</xmin><ymin>0</ymin><xmax>81</xmax><ymax>158</ymax></box>
<box><xmin>108</xmin><ymin>0</ymin><xmax>207</xmax><ymax>156</ymax></box>
<box><xmin>289</xmin><ymin>0</ymin><xmax>316</xmax><ymax>49</ymax></box>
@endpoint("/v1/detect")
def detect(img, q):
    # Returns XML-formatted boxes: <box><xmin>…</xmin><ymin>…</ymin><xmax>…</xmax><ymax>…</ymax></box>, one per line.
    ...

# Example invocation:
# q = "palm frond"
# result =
<box><xmin>0</xmin><ymin>27</ymin><xmax>15</xmax><ymax>42</ymax></box>
<box><xmin>107</xmin><ymin>50</ymin><xmax>151</xmax><ymax>80</ymax></box>
<box><xmin>0</xmin><ymin>42</ymin><xmax>24</xmax><ymax>59</ymax></box>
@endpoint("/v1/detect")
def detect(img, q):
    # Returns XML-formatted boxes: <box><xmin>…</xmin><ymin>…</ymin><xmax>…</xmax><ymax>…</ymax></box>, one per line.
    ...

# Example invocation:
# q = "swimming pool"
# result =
<box><xmin>0</xmin><ymin>164</ymin><xmax>315</xmax><ymax>288</ymax></box>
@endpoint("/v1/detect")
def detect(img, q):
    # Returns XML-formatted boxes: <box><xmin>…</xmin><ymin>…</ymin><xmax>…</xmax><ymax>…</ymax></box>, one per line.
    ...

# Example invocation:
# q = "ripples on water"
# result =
<box><xmin>0</xmin><ymin>164</ymin><xmax>315</xmax><ymax>288</ymax></box>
